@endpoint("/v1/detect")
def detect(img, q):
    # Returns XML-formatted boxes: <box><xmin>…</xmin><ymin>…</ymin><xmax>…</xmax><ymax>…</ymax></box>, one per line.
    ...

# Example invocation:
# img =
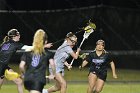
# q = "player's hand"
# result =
<box><xmin>113</xmin><ymin>74</ymin><xmax>118</xmax><ymax>79</ymax></box>
<box><xmin>77</xmin><ymin>48</ymin><xmax>81</xmax><ymax>52</ymax></box>
<box><xmin>20</xmin><ymin>72</ymin><xmax>25</xmax><ymax>79</ymax></box>
<box><xmin>21</xmin><ymin>74</ymin><xmax>24</xmax><ymax>79</ymax></box>
<box><xmin>68</xmin><ymin>65</ymin><xmax>72</xmax><ymax>70</ymax></box>
<box><xmin>79</xmin><ymin>66</ymin><xmax>82</xmax><ymax>71</ymax></box>
<box><xmin>44</xmin><ymin>43</ymin><xmax>53</xmax><ymax>48</ymax></box>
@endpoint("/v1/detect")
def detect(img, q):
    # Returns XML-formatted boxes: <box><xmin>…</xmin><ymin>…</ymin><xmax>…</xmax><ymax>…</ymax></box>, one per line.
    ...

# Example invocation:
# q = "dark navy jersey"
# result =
<box><xmin>86</xmin><ymin>51</ymin><xmax>113</xmax><ymax>72</ymax></box>
<box><xmin>0</xmin><ymin>40</ymin><xmax>24</xmax><ymax>64</ymax></box>
<box><xmin>21</xmin><ymin>50</ymin><xmax>54</xmax><ymax>83</ymax></box>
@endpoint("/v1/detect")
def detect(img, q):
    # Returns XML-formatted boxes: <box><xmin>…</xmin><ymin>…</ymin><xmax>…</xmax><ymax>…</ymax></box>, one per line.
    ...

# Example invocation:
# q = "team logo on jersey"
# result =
<box><xmin>31</xmin><ymin>55</ymin><xmax>40</xmax><ymax>67</ymax></box>
<box><xmin>92</xmin><ymin>59</ymin><xmax>104</xmax><ymax>64</ymax></box>
<box><xmin>1</xmin><ymin>43</ymin><xmax>11</xmax><ymax>51</ymax></box>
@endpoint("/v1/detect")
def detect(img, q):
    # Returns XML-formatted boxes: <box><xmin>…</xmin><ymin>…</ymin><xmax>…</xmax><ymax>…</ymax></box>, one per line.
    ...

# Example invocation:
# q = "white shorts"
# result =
<box><xmin>49</xmin><ymin>67</ymin><xmax>64</xmax><ymax>76</ymax></box>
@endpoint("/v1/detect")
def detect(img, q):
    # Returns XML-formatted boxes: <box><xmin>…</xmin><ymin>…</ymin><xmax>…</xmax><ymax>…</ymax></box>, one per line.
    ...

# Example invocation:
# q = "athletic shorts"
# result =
<box><xmin>24</xmin><ymin>80</ymin><xmax>45</xmax><ymax>92</ymax></box>
<box><xmin>89</xmin><ymin>69</ymin><xmax>107</xmax><ymax>81</ymax></box>
<box><xmin>0</xmin><ymin>64</ymin><xmax>11</xmax><ymax>79</ymax></box>
<box><xmin>49</xmin><ymin>67</ymin><xmax>64</xmax><ymax>76</ymax></box>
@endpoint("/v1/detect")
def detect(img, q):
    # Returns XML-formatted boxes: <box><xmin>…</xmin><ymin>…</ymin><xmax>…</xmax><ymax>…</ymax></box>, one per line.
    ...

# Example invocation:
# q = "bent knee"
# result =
<box><xmin>13</xmin><ymin>78</ymin><xmax>23</xmax><ymax>85</ymax></box>
<box><xmin>54</xmin><ymin>85</ymin><xmax>61</xmax><ymax>91</ymax></box>
<box><xmin>60</xmin><ymin>82</ymin><xmax>67</xmax><ymax>88</ymax></box>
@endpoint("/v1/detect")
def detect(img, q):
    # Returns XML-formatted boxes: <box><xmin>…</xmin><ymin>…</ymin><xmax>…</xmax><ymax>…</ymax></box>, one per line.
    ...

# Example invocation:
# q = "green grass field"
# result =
<box><xmin>0</xmin><ymin>64</ymin><xmax>140</xmax><ymax>93</ymax></box>
<box><xmin>1</xmin><ymin>83</ymin><xmax>140</xmax><ymax>93</ymax></box>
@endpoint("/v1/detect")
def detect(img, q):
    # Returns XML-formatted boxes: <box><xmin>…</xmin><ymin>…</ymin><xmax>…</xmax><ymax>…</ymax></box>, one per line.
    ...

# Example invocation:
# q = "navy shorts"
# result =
<box><xmin>24</xmin><ymin>80</ymin><xmax>46</xmax><ymax>92</ymax></box>
<box><xmin>0</xmin><ymin>64</ymin><xmax>11</xmax><ymax>79</ymax></box>
<box><xmin>89</xmin><ymin>69</ymin><xmax>107</xmax><ymax>81</ymax></box>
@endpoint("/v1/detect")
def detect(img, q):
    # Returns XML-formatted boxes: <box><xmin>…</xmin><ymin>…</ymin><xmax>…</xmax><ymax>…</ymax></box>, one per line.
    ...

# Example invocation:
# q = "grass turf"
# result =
<box><xmin>0</xmin><ymin>64</ymin><xmax>140</xmax><ymax>93</ymax></box>
<box><xmin>1</xmin><ymin>83</ymin><xmax>140</xmax><ymax>93</ymax></box>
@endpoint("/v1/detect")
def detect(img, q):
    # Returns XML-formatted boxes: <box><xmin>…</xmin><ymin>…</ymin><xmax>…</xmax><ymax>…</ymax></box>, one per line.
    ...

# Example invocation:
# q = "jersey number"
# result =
<box><xmin>31</xmin><ymin>55</ymin><xmax>40</xmax><ymax>67</ymax></box>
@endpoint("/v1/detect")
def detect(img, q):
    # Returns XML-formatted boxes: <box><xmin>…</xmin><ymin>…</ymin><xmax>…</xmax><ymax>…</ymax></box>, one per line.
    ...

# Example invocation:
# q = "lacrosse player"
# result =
<box><xmin>0</xmin><ymin>29</ymin><xmax>24</xmax><ymax>93</ymax></box>
<box><xmin>19</xmin><ymin>29</ymin><xmax>55</xmax><ymax>93</ymax></box>
<box><xmin>79</xmin><ymin>40</ymin><xmax>117</xmax><ymax>93</ymax></box>
<box><xmin>43</xmin><ymin>32</ymin><xmax>80</xmax><ymax>93</ymax></box>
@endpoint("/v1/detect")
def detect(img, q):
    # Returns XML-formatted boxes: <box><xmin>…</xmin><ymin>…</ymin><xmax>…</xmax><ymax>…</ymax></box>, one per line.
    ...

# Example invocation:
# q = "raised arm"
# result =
<box><xmin>70</xmin><ymin>48</ymin><xmax>81</xmax><ymax>59</ymax></box>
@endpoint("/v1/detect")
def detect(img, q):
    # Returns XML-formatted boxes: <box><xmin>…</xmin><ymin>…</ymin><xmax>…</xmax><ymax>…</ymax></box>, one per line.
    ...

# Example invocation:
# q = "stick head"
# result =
<box><xmin>83</xmin><ymin>21</ymin><xmax>96</xmax><ymax>39</ymax></box>
<box><xmin>84</xmin><ymin>21</ymin><xmax>96</xmax><ymax>33</ymax></box>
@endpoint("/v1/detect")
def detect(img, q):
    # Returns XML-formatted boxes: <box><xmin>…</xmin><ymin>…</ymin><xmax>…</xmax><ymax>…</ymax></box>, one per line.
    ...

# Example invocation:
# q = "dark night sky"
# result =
<box><xmin>0</xmin><ymin>0</ymin><xmax>140</xmax><ymax>10</ymax></box>
<box><xmin>0</xmin><ymin>0</ymin><xmax>140</xmax><ymax>68</ymax></box>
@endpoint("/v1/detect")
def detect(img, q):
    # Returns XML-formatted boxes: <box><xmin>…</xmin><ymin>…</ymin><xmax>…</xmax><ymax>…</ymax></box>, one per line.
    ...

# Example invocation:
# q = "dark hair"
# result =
<box><xmin>43</xmin><ymin>33</ymin><xmax>48</xmax><ymax>44</ymax></box>
<box><xmin>66</xmin><ymin>32</ymin><xmax>74</xmax><ymax>38</ymax></box>
<box><xmin>2</xmin><ymin>29</ymin><xmax>20</xmax><ymax>43</ymax></box>
<box><xmin>7</xmin><ymin>29</ymin><xmax>20</xmax><ymax>37</ymax></box>
<box><xmin>66</xmin><ymin>32</ymin><xmax>77</xmax><ymax>39</ymax></box>
<box><xmin>96</xmin><ymin>39</ymin><xmax>105</xmax><ymax>46</ymax></box>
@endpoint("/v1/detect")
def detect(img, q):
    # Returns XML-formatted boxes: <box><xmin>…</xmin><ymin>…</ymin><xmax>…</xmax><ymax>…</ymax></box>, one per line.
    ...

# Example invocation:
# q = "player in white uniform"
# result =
<box><xmin>43</xmin><ymin>32</ymin><xmax>80</xmax><ymax>93</ymax></box>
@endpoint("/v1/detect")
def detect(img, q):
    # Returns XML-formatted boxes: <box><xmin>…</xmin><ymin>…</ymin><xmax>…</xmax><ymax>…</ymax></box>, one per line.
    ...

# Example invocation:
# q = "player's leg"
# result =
<box><xmin>43</xmin><ymin>69</ymin><xmax>61</xmax><ymax>93</ymax></box>
<box><xmin>43</xmin><ymin>73</ymin><xmax>64</xmax><ymax>93</ymax></box>
<box><xmin>0</xmin><ymin>77</ymin><xmax>4</xmax><ymax>89</ymax></box>
<box><xmin>94</xmin><ymin>78</ymin><xmax>104</xmax><ymax>93</ymax></box>
<box><xmin>93</xmin><ymin>70</ymin><xmax>106</xmax><ymax>93</ymax></box>
<box><xmin>10</xmin><ymin>69</ymin><xmax>23</xmax><ymax>93</ymax></box>
<box><xmin>13</xmin><ymin>77</ymin><xmax>23</xmax><ymax>93</ymax></box>
<box><xmin>55</xmin><ymin>73</ymin><xmax>67</xmax><ymax>93</ymax></box>
<box><xmin>87</xmin><ymin>72</ymin><xmax>97</xmax><ymax>93</ymax></box>
<box><xmin>30</xmin><ymin>90</ymin><xmax>40</xmax><ymax>93</ymax></box>
<box><xmin>46</xmin><ymin>72</ymin><xmax>66</xmax><ymax>93</ymax></box>
<box><xmin>44</xmin><ymin>79</ymin><xmax>61</xmax><ymax>93</ymax></box>
<box><xmin>0</xmin><ymin>64</ymin><xmax>10</xmax><ymax>89</ymax></box>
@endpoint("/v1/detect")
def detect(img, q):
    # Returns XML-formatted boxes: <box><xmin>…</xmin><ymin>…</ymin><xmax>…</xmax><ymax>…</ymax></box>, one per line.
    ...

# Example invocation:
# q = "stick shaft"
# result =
<box><xmin>70</xmin><ymin>38</ymin><xmax>86</xmax><ymax>66</ymax></box>
<box><xmin>79</xmin><ymin>38</ymin><xmax>86</xmax><ymax>48</ymax></box>
<box><xmin>70</xmin><ymin>59</ymin><xmax>75</xmax><ymax>66</ymax></box>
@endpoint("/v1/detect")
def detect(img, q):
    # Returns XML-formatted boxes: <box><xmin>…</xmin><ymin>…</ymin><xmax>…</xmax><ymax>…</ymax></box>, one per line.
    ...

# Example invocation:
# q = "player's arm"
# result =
<box><xmin>70</xmin><ymin>48</ymin><xmax>81</xmax><ymax>59</ymax></box>
<box><xmin>64</xmin><ymin>61</ymin><xmax>70</xmax><ymax>67</ymax></box>
<box><xmin>21</xmin><ymin>45</ymin><xmax>33</xmax><ymax>51</ymax></box>
<box><xmin>110</xmin><ymin>61</ymin><xmax>117</xmax><ymax>79</ymax></box>
<box><xmin>21</xmin><ymin>43</ymin><xmax>53</xmax><ymax>52</ymax></box>
<box><xmin>19</xmin><ymin>61</ymin><xmax>26</xmax><ymax>78</ymax></box>
<box><xmin>79</xmin><ymin>60</ymin><xmax>88</xmax><ymax>69</ymax></box>
<box><xmin>64</xmin><ymin>61</ymin><xmax>72</xmax><ymax>70</ymax></box>
<box><xmin>44</xmin><ymin>43</ymin><xmax>53</xmax><ymax>48</ymax></box>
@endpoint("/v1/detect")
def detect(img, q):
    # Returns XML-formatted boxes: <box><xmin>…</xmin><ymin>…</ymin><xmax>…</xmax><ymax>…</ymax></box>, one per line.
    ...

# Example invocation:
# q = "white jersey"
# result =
<box><xmin>54</xmin><ymin>41</ymin><xmax>73</xmax><ymax>68</ymax></box>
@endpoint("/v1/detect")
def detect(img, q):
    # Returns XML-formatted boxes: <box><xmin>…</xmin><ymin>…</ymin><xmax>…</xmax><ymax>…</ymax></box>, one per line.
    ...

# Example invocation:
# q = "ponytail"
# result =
<box><xmin>0</xmin><ymin>36</ymin><xmax>9</xmax><ymax>47</ymax></box>
<box><xmin>3</xmin><ymin>36</ymin><xmax>9</xmax><ymax>42</ymax></box>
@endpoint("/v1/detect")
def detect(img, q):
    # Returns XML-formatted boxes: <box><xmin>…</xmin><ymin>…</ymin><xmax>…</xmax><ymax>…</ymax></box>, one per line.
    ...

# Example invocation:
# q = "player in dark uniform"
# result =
<box><xmin>19</xmin><ymin>29</ymin><xmax>55</xmax><ymax>93</ymax></box>
<box><xmin>0</xmin><ymin>29</ymin><xmax>24</xmax><ymax>93</ymax></box>
<box><xmin>80</xmin><ymin>40</ymin><xmax>117</xmax><ymax>93</ymax></box>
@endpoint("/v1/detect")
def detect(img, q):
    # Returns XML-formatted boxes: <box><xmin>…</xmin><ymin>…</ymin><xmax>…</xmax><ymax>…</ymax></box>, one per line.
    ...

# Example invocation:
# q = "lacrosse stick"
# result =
<box><xmin>53</xmin><ymin>20</ymin><xmax>95</xmax><ymax>45</ymax></box>
<box><xmin>69</xmin><ymin>21</ymin><xmax>96</xmax><ymax>66</ymax></box>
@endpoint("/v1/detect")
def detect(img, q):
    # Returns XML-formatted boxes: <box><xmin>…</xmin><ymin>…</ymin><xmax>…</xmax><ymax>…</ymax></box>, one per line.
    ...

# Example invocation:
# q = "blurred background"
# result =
<box><xmin>0</xmin><ymin>0</ymin><xmax>140</xmax><ymax>68</ymax></box>
<box><xmin>0</xmin><ymin>0</ymin><xmax>140</xmax><ymax>93</ymax></box>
